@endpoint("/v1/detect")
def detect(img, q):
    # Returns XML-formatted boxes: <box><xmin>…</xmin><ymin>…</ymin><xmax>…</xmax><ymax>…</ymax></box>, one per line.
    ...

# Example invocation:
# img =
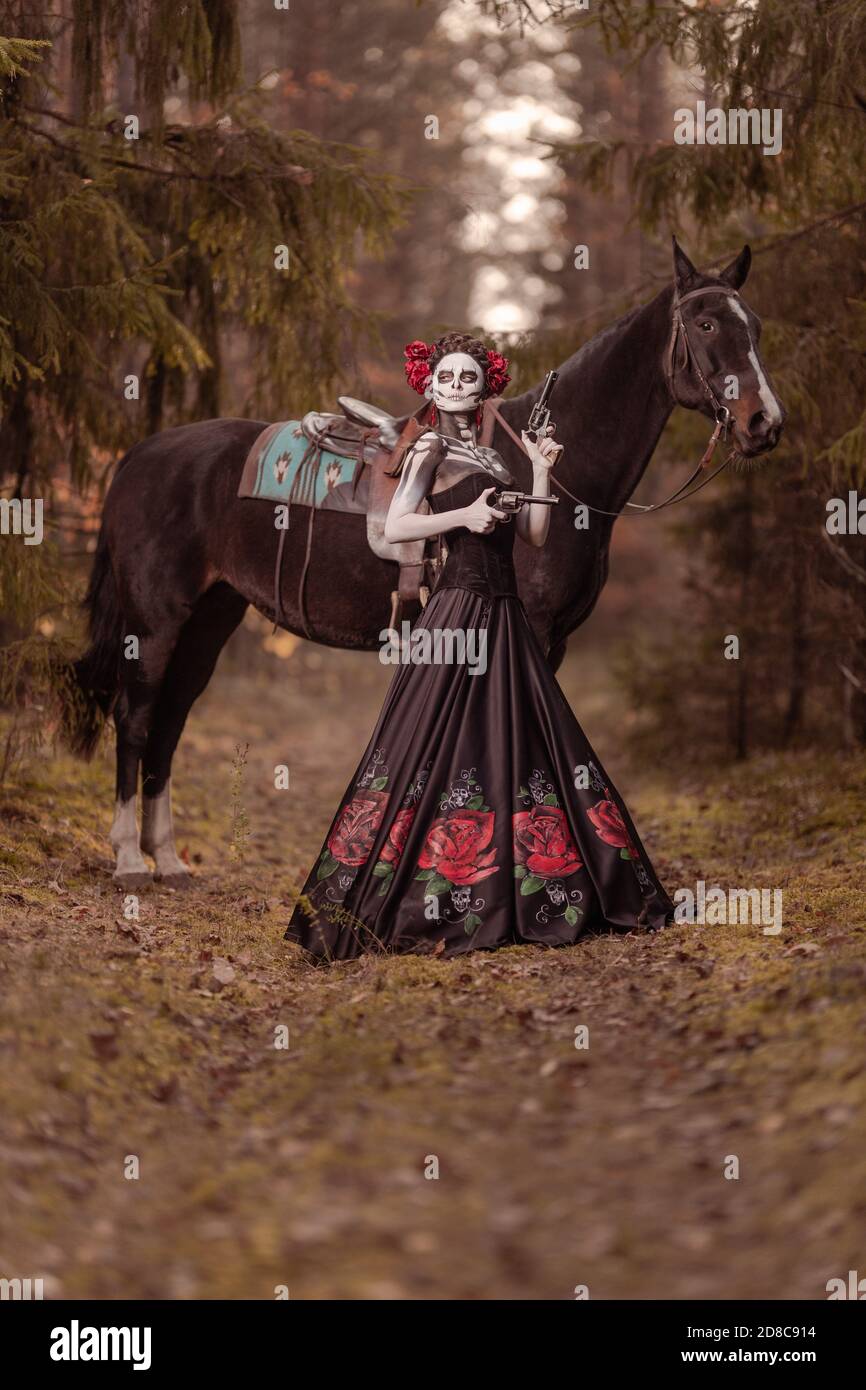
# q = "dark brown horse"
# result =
<box><xmin>68</xmin><ymin>240</ymin><xmax>784</xmax><ymax>886</ymax></box>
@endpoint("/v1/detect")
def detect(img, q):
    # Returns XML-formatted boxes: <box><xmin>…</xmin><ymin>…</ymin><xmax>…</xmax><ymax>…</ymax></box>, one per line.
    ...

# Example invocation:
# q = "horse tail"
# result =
<box><xmin>63</xmin><ymin>524</ymin><xmax>123</xmax><ymax>758</ymax></box>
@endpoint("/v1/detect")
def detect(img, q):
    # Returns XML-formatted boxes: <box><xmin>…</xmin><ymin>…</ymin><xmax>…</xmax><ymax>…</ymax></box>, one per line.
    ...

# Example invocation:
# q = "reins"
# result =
<box><xmin>486</xmin><ymin>284</ymin><xmax>739</xmax><ymax>520</ymax></box>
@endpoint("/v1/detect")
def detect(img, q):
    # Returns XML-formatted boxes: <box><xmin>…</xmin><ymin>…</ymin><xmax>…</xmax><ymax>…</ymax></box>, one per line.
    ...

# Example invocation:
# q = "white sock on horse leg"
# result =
<box><xmin>109</xmin><ymin>796</ymin><xmax>150</xmax><ymax>880</ymax></box>
<box><xmin>141</xmin><ymin>781</ymin><xmax>189</xmax><ymax>878</ymax></box>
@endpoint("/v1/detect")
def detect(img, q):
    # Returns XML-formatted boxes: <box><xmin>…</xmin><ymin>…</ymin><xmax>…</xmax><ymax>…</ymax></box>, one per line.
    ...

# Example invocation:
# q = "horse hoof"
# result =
<box><xmin>156</xmin><ymin>872</ymin><xmax>194</xmax><ymax>891</ymax></box>
<box><xmin>113</xmin><ymin>871</ymin><xmax>153</xmax><ymax>891</ymax></box>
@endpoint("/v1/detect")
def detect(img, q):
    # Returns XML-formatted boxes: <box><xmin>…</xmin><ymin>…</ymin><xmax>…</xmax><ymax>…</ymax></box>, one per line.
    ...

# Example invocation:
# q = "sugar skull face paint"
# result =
<box><xmin>428</xmin><ymin>352</ymin><xmax>485</xmax><ymax>413</ymax></box>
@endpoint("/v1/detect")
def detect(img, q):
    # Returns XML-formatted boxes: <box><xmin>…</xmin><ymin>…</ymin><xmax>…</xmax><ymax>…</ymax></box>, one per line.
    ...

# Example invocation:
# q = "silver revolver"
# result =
<box><xmin>526</xmin><ymin>369</ymin><xmax>559</xmax><ymax>442</ymax></box>
<box><xmin>490</xmin><ymin>489</ymin><xmax>560</xmax><ymax>515</ymax></box>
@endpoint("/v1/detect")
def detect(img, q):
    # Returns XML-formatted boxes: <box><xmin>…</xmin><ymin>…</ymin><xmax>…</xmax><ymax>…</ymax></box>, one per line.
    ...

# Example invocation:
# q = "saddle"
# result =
<box><xmin>332</xmin><ymin>392</ymin><xmax>499</xmax><ymax>556</ymax></box>
<box><xmin>238</xmin><ymin>395</ymin><xmax>502</xmax><ymax>637</ymax></box>
<box><xmin>331</xmin><ymin>397</ymin><xmax>434</xmax><ymax>625</ymax></box>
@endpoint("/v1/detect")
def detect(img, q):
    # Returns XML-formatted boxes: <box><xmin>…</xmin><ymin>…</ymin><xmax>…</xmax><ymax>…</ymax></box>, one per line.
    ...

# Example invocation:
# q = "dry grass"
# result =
<box><xmin>1</xmin><ymin>646</ymin><xmax>864</xmax><ymax>1299</ymax></box>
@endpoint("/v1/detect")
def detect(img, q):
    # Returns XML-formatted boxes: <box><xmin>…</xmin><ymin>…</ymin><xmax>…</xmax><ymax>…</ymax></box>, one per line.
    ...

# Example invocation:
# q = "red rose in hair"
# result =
<box><xmin>328</xmin><ymin>789</ymin><xmax>389</xmax><ymax>867</ymax></box>
<box><xmin>404</xmin><ymin>340</ymin><xmax>433</xmax><ymax>395</ymax></box>
<box><xmin>418</xmin><ymin>809</ymin><xmax>498</xmax><ymax>886</ymax></box>
<box><xmin>485</xmin><ymin>349</ymin><xmax>511</xmax><ymax>396</ymax></box>
<box><xmin>513</xmin><ymin>805</ymin><xmax>582</xmax><ymax>879</ymax></box>
<box><xmin>381</xmin><ymin>807</ymin><xmax>416</xmax><ymax>866</ymax></box>
<box><xmin>587</xmin><ymin>797</ymin><xmax>638</xmax><ymax>859</ymax></box>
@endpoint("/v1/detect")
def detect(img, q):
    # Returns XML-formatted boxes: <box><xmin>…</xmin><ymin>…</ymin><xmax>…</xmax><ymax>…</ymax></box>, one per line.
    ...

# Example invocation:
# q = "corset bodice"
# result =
<box><xmin>427</xmin><ymin>472</ymin><xmax>518</xmax><ymax>599</ymax></box>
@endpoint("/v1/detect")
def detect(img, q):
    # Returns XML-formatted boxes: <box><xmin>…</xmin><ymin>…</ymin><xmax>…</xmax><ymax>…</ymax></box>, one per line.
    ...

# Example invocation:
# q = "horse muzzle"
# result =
<box><xmin>732</xmin><ymin>404</ymin><xmax>786</xmax><ymax>458</ymax></box>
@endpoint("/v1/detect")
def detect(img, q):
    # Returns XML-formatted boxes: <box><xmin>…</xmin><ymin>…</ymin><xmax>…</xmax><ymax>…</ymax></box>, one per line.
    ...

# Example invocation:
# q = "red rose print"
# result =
<box><xmin>513</xmin><ymin>805</ymin><xmax>582</xmax><ymax>879</ymax></box>
<box><xmin>418</xmin><ymin>809</ymin><xmax>498</xmax><ymax>886</ymax></box>
<box><xmin>381</xmin><ymin>807</ymin><xmax>416</xmax><ymax>866</ymax></box>
<box><xmin>587</xmin><ymin>797</ymin><xmax>638</xmax><ymax>858</ymax></box>
<box><xmin>328</xmin><ymin>789</ymin><xmax>389</xmax><ymax>867</ymax></box>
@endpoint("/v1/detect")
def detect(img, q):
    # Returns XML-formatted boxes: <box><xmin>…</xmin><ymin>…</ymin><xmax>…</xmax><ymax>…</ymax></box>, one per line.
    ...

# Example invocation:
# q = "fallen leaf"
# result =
<box><xmin>212</xmin><ymin>958</ymin><xmax>236</xmax><ymax>985</ymax></box>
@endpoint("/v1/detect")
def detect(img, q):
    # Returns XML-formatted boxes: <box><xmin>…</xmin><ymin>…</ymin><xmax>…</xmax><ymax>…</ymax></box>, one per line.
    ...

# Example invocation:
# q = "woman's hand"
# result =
<box><xmin>461</xmin><ymin>487</ymin><xmax>508</xmax><ymax>534</ymax></box>
<box><xmin>521</xmin><ymin>429</ymin><xmax>563</xmax><ymax>473</ymax></box>
<box><xmin>516</xmin><ymin>431</ymin><xmax>560</xmax><ymax>549</ymax></box>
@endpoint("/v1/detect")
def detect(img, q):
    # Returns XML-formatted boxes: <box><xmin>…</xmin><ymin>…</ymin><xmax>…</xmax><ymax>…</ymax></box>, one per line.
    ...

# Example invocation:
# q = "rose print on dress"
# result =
<box><xmin>315</xmin><ymin>749</ymin><xmax>390</xmax><ymax>888</ymax></box>
<box><xmin>514</xmin><ymin>772</ymin><xmax>584</xmax><ymax>927</ymax></box>
<box><xmin>587</xmin><ymin>794</ymin><xmax>639</xmax><ymax>860</ymax></box>
<box><xmin>416</xmin><ymin>769</ymin><xmax>498</xmax><ymax>934</ymax></box>
<box><xmin>513</xmin><ymin>805</ymin><xmax>582</xmax><ymax>879</ymax></box>
<box><xmin>371</xmin><ymin>806</ymin><xmax>416</xmax><ymax>895</ymax></box>
<box><xmin>370</xmin><ymin>762</ymin><xmax>431</xmax><ymax>897</ymax></box>
<box><xmin>418</xmin><ymin>809</ymin><xmax>498</xmax><ymax>886</ymax></box>
<box><xmin>321</xmin><ymin>788</ymin><xmax>389</xmax><ymax>871</ymax></box>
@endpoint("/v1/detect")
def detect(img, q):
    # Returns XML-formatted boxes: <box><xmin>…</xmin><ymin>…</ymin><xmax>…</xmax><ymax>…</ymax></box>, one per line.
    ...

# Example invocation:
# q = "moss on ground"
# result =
<box><xmin>0</xmin><ymin>661</ymin><xmax>864</xmax><ymax>1299</ymax></box>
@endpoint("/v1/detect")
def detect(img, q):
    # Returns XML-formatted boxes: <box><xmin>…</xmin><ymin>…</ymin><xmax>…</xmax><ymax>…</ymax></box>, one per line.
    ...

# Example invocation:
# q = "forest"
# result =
<box><xmin>1</xmin><ymin>0</ymin><xmax>864</xmax><ymax>1304</ymax></box>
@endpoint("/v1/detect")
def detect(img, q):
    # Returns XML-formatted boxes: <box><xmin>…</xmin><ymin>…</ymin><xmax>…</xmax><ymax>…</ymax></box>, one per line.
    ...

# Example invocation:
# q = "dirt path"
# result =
<box><xmin>1</xmin><ymin>642</ymin><xmax>864</xmax><ymax>1299</ymax></box>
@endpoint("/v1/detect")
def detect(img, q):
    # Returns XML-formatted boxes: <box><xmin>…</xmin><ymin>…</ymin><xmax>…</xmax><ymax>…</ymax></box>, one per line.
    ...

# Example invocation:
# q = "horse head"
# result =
<box><xmin>668</xmin><ymin>237</ymin><xmax>785</xmax><ymax>458</ymax></box>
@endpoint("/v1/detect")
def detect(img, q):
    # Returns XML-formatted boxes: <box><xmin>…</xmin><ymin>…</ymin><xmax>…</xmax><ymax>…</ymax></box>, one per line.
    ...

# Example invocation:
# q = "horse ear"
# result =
<box><xmin>718</xmin><ymin>244</ymin><xmax>752</xmax><ymax>290</ymax></box>
<box><xmin>672</xmin><ymin>235</ymin><xmax>700</xmax><ymax>294</ymax></box>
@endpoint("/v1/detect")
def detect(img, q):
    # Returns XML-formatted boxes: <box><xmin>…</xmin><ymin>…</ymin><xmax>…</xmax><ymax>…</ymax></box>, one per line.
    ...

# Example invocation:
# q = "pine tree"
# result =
<box><xmin>0</xmin><ymin>1</ymin><xmax>406</xmax><ymax>760</ymax></box>
<box><xmin>559</xmin><ymin>0</ymin><xmax>866</xmax><ymax>754</ymax></box>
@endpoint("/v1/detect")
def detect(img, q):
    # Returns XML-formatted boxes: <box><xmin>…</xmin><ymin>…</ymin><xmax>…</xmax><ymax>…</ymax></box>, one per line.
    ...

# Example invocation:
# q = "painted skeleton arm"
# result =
<box><xmin>385</xmin><ymin>434</ymin><xmax>469</xmax><ymax>542</ymax></box>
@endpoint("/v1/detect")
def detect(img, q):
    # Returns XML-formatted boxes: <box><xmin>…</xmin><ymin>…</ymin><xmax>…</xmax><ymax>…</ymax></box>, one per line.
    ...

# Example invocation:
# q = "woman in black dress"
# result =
<box><xmin>286</xmin><ymin>333</ymin><xmax>673</xmax><ymax>960</ymax></box>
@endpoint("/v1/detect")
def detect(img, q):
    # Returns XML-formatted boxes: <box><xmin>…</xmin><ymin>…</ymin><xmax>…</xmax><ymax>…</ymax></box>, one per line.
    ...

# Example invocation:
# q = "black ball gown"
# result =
<box><xmin>285</xmin><ymin>471</ymin><xmax>673</xmax><ymax>960</ymax></box>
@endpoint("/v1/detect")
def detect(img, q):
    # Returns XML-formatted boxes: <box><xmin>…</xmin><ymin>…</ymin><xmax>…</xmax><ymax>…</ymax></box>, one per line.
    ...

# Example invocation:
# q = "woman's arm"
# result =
<box><xmin>384</xmin><ymin>436</ymin><xmax>506</xmax><ymax>542</ymax></box>
<box><xmin>515</xmin><ymin>431</ymin><xmax>563</xmax><ymax>547</ymax></box>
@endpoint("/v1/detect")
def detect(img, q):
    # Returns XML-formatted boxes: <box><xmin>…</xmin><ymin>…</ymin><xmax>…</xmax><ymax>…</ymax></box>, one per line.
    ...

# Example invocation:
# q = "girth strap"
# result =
<box><xmin>272</xmin><ymin>440</ymin><xmax>319</xmax><ymax>639</ymax></box>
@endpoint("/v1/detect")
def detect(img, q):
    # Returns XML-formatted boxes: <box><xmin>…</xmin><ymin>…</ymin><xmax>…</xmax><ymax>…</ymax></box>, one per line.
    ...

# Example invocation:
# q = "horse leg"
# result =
<box><xmin>109</xmin><ymin>792</ymin><xmax>150</xmax><ymax>887</ymax></box>
<box><xmin>110</xmin><ymin>623</ymin><xmax>185</xmax><ymax>888</ymax></box>
<box><xmin>141</xmin><ymin>584</ymin><xmax>248</xmax><ymax>885</ymax></box>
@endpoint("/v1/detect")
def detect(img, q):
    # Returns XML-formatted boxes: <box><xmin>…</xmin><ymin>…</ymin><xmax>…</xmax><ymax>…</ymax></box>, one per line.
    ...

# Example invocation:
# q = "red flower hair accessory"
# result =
<box><xmin>404</xmin><ymin>340</ymin><xmax>433</xmax><ymax>395</ymax></box>
<box><xmin>403</xmin><ymin>338</ymin><xmax>511</xmax><ymax>398</ymax></box>
<box><xmin>485</xmin><ymin>349</ymin><xmax>510</xmax><ymax>396</ymax></box>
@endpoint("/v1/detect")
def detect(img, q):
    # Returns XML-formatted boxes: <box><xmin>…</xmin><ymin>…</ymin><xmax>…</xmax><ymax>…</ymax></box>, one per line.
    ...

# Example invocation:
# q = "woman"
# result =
<box><xmin>286</xmin><ymin>332</ymin><xmax>673</xmax><ymax>960</ymax></box>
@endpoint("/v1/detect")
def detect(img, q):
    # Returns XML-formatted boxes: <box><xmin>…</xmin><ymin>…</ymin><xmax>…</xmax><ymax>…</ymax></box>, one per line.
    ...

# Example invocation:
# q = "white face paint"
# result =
<box><xmin>728</xmin><ymin>296</ymin><xmax>782</xmax><ymax>425</ymax></box>
<box><xmin>429</xmin><ymin>352</ymin><xmax>485</xmax><ymax>414</ymax></box>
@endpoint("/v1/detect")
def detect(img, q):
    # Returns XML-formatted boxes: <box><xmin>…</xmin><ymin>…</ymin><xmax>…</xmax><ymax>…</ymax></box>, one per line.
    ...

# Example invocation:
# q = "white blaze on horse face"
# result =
<box><xmin>430</xmin><ymin>353</ymin><xmax>485</xmax><ymax>413</ymax></box>
<box><xmin>728</xmin><ymin>296</ymin><xmax>782</xmax><ymax>425</ymax></box>
<box><xmin>109</xmin><ymin>796</ymin><xmax>150</xmax><ymax>881</ymax></box>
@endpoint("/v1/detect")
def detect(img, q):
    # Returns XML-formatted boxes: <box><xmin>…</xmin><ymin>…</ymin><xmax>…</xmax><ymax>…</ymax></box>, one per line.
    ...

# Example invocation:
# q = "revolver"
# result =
<box><xmin>490</xmin><ymin>488</ymin><xmax>560</xmax><ymax>515</ymax></box>
<box><xmin>526</xmin><ymin>369</ymin><xmax>559</xmax><ymax>442</ymax></box>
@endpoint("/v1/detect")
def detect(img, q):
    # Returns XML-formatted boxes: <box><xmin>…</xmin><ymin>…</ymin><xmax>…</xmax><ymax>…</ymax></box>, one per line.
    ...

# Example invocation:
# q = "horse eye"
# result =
<box><xmin>699</xmin><ymin>320</ymin><xmax>715</xmax><ymax>332</ymax></box>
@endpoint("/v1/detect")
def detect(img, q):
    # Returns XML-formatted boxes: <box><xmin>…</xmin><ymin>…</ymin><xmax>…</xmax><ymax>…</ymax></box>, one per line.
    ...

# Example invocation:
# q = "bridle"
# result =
<box><xmin>487</xmin><ymin>284</ymin><xmax>739</xmax><ymax>520</ymax></box>
<box><xmin>665</xmin><ymin>283</ymin><xmax>738</xmax><ymax>432</ymax></box>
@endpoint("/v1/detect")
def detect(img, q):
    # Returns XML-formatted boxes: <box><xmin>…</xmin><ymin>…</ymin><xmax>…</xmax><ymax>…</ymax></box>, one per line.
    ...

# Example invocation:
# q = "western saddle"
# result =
<box><xmin>296</xmin><ymin>394</ymin><xmax>498</xmax><ymax>629</ymax></box>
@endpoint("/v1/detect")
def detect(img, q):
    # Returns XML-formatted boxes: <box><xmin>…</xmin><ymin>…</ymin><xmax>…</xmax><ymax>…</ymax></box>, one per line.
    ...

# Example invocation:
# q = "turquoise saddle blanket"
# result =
<box><xmin>237</xmin><ymin>420</ymin><xmax>367</xmax><ymax>513</ymax></box>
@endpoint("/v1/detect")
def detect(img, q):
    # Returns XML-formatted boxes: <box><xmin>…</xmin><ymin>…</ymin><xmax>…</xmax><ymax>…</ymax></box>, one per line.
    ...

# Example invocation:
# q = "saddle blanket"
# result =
<box><xmin>237</xmin><ymin>420</ymin><xmax>368</xmax><ymax>513</ymax></box>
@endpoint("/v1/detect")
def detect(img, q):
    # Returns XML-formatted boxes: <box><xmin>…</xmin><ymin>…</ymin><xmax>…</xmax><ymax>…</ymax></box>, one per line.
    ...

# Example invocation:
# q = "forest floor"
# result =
<box><xmin>1</xmin><ymin>636</ymin><xmax>865</xmax><ymax>1300</ymax></box>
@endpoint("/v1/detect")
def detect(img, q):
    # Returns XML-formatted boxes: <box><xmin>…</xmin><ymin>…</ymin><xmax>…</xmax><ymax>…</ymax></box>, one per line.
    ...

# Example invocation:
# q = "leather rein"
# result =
<box><xmin>487</xmin><ymin>285</ymin><xmax>739</xmax><ymax>520</ymax></box>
